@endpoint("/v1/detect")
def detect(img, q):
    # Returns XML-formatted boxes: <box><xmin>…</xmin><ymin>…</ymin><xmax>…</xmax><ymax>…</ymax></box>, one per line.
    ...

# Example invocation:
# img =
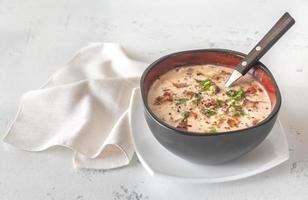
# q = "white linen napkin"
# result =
<box><xmin>3</xmin><ymin>43</ymin><xmax>148</xmax><ymax>169</ymax></box>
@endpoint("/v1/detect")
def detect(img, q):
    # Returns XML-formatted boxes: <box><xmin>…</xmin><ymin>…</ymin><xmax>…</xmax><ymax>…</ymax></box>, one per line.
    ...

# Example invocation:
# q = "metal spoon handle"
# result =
<box><xmin>236</xmin><ymin>12</ymin><xmax>295</xmax><ymax>75</ymax></box>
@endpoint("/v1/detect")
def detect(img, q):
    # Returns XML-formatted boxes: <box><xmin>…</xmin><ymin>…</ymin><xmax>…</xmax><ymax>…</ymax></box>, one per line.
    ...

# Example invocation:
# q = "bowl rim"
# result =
<box><xmin>140</xmin><ymin>48</ymin><xmax>282</xmax><ymax>137</ymax></box>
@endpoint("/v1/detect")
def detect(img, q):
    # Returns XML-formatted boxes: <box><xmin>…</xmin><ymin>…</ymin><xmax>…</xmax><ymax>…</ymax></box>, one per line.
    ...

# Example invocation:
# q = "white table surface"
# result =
<box><xmin>1</xmin><ymin>0</ymin><xmax>308</xmax><ymax>199</ymax></box>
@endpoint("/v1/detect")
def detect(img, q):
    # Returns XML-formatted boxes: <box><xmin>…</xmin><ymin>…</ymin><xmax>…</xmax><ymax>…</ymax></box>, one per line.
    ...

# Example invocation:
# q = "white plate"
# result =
<box><xmin>128</xmin><ymin>88</ymin><xmax>289</xmax><ymax>183</ymax></box>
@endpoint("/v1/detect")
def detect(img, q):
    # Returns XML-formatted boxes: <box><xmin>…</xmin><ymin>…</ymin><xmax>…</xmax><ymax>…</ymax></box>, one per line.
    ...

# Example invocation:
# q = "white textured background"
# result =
<box><xmin>0</xmin><ymin>0</ymin><xmax>308</xmax><ymax>199</ymax></box>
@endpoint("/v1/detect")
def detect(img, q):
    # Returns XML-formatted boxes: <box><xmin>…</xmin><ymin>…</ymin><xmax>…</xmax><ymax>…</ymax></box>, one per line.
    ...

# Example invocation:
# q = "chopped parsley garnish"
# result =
<box><xmin>226</xmin><ymin>90</ymin><xmax>236</xmax><ymax>97</ymax></box>
<box><xmin>226</xmin><ymin>98</ymin><xmax>245</xmax><ymax>116</ymax></box>
<box><xmin>216</xmin><ymin>99</ymin><xmax>224</xmax><ymax>108</ymax></box>
<box><xmin>203</xmin><ymin>80</ymin><xmax>212</xmax><ymax>91</ymax></box>
<box><xmin>227</xmin><ymin>99</ymin><xmax>236</xmax><ymax>107</ymax></box>
<box><xmin>226</xmin><ymin>89</ymin><xmax>245</xmax><ymax>101</ymax></box>
<box><xmin>195</xmin><ymin>79</ymin><xmax>205</xmax><ymax>84</ymax></box>
<box><xmin>193</xmin><ymin>92</ymin><xmax>202</xmax><ymax>105</ymax></box>
<box><xmin>208</xmin><ymin>126</ymin><xmax>217</xmax><ymax>133</ymax></box>
<box><xmin>234</xmin><ymin>90</ymin><xmax>245</xmax><ymax>101</ymax></box>
<box><xmin>230</xmin><ymin>103</ymin><xmax>245</xmax><ymax>116</ymax></box>
<box><xmin>234</xmin><ymin>107</ymin><xmax>245</xmax><ymax>116</ymax></box>
<box><xmin>195</xmin><ymin>79</ymin><xmax>212</xmax><ymax>91</ymax></box>
<box><xmin>182</xmin><ymin>111</ymin><xmax>190</xmax><ymax>121</ymax></box>
<box><xmin>202</xmin><ymin>109</ymin><xmax>217</xmax><ymax>117</ymax></box>
<box><xmin>175</xmin><ymin>98</ymin><xmax>189</xmax><ymax>105</ymax></box>
<box><xmin>209</xmin><ymin>85</ymin><xmax>220</xmax><ymax>95</ymax></box>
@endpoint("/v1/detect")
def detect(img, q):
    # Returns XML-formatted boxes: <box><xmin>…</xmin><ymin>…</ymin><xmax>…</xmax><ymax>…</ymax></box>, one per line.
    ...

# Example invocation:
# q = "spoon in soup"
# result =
<box><xmin>225</xmin><ymin>12</ymin><xmax>295</xmax><ymax>87</ymax></box>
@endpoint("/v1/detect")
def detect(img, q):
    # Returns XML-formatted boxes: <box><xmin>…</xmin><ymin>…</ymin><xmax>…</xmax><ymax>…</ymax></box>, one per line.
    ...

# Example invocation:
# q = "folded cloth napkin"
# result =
<box><xmin>3</xmin><ymin>43</ymin><xmax>148</xmax><ymax>169</ymax></box>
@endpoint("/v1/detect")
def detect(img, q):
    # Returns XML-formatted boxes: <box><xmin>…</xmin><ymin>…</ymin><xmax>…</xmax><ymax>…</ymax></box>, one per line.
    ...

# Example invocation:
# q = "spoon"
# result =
<box><xmin>225</xmin><ymin>12</ymin><xmax>295</xmax><ymax>87</ymax></box>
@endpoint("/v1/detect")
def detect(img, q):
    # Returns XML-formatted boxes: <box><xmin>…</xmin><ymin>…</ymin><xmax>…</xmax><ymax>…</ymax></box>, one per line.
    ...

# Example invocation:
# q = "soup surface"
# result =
<box><xmin>148</xmin><ymin>65</ymin><xmax>271</xmax><ymax>133</ymax></box>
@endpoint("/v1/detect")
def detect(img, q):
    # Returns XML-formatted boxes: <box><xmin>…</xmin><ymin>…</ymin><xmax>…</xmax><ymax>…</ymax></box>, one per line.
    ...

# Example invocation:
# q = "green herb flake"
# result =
<box><xmin>182</xmin><ymin>111</ymin><xmax>190</xmax><ymax>121</ymax></box>
<box><xmin>230</xmin><ymin>103</ymin><xmax>245</xmax><ymax>116</ymax></box>
<box><xmin>195</xmin><ymin>79</ymin><xmax>212</xmax><ymax>91</ymax></box>
<box><xmin>192</xmin><ymin>99</ymin><xmax>198</xmax><ymax>105</ymax></box>
<box><xmin>216</xmin><ymin>100</ymin><xmax>224</xmax><ymax>108</ymax></box>
<box><xmin>175</xmin><ymin>98</ymin><xmax>189</xmax><ymax>105</ymax></box>
<box><xmin>226</xmin><ymin>90</ymin><xmax>237</xmax><ymax>97</ymax></box>
<box><xmin>233</xmin><ymin>90</ymin><xmax>245</xmax><ymax>101</ymax></box>
<box><xmin>203</xmin><ymin>109</ymin><xmax>217</xmax><ymax>117</ymax></box>
<box><xmin>226</xmin><ymin>89</ymin><xmax>245</xmax><ymax>101</ymax></box>
<box><xmin>195</xmin><ymin>79</ymin><xmax>204</xmax><ymax>84</ymax></box>
<box><xmin>193</xmin><ymin>92</ymin><xmax>202</xmax><ymax>105</ymax></box>
<box><xmin>234</xmin><ymin>108</ymin><xmax>245</xmax><ymax>116</ymax></box>
<box><xmin>209</xmin><ymin>85</ymin><xmax>220</xmax><ymax>95</ymax></box>
<box><xmin>208</xmin><ymin>126</ymin><xmax>217</xmax><ymax>133</ymax></box>
<box><xmin>203</xmin><ymin>79</ymin><xmax>212</xmax><ymax>91</ymax></box>
<box><xmin>227</xmin><ymin>99</ymin><xmax>236</xmax><ymax>107</ymax></box>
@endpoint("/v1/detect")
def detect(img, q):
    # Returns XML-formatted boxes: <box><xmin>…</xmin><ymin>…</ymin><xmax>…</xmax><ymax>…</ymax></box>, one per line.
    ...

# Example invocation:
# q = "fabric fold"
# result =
<box><xmin>3</xmin><ymin>43</ymin><xmax>147</xmax><ymax>169</ymax></box>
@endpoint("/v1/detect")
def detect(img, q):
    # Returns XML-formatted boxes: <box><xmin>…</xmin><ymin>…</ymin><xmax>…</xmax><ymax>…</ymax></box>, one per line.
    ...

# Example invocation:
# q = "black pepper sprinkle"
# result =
<box><xmin>188</xmin><ymin>125</ymin><xmax>192</xmax><ymax>127</ymax></box>
<box><xmin>169</xmin><ymin>113</ymin><xmax>171</xmax><ymax>115</ymax></box>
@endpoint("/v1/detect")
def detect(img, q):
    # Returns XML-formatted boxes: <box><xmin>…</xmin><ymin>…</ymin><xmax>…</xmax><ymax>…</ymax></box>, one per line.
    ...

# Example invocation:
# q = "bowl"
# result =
<box><xmin>140</xmin><ymin>49</ymin><xmax>281</xmax><ymax>165</ymax></box>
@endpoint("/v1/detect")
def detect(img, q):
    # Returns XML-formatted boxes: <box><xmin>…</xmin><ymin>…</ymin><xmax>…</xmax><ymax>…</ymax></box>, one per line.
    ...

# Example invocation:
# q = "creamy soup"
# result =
<box><xmin>148</xmin><ymin>65</ymin><xmax>271</xmax><ymax>133</ymax></box>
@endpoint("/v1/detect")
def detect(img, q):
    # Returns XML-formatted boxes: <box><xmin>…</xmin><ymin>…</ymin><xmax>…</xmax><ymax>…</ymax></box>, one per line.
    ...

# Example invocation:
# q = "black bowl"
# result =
<box><xmin>140</xmin><ymin>49</ymin><xmax>281</xmax><ymax>165</ymax></box>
